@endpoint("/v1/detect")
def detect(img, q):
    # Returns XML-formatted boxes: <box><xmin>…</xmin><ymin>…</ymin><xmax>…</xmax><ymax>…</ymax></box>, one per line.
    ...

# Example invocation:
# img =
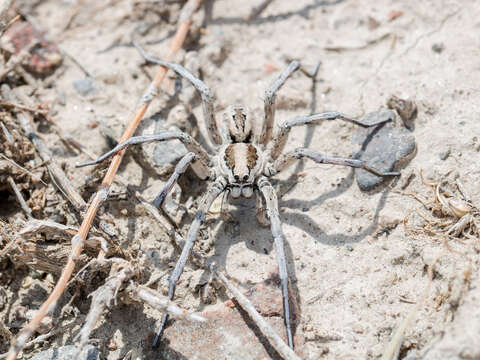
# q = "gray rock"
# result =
<box><xmin>30</xmin><ymin>345</ymin><xmax>99</xmax><ymax>360</ymax></box>
<box><xmin>353</xmin><ymin>110</ymin><xmax>416</xmax><ymax>192</ymax></box>
<box><xmin>73</xmin><ymin>78</ymin><xmax>96</xmax><ymax>96</ymax></box>
<box><xmin>439</xmin><ymin>148</ymin><xmax>451</xmax><ymax>160</ymax></box>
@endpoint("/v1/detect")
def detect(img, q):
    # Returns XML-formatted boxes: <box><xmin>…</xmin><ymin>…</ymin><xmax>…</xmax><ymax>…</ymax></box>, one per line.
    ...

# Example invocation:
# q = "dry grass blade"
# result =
<box><xmin>0</xmin><ymin>0</ymin><xmax>13</xmax><ymax>32</ymax></box>
<box><xmin>6</xmin><ymin>1</ymin><xmax>203</xmax><ymax>358</ymax></box>
<box><xmin>125</xmin><ymin>284</ymin><xmax>206</xmax><ymax>323</ymax></box>
<box><xmin>381</xmin><ymin>251</ymin><xmax>445</xmax><ymax>360</ymax></box>
<box><xmin>73</xmin><ymin>261</ymin><xmax>205</xmax><ymax>357</ymax></box>
<box><xmin>7</xmin><ymin>176</ymin><xmax>32</xmax><ymax>218</ymax></box>
<box><xmin>73</xmin><ymin>261</ymin><xmax>134</xmax><ymax>357</ymax></box>
<box><xmin>210</xmin><ymin>264</ymin><xmax>301</xmax><ymax>360</ymax></box>
<box><xmin>385</xmin><ymin>171</ymin><xmax>478</xmax><ymax>359</ymax></box>
<box><xmin>1</xmin><ymin>86</ymin><xmax>86</xmax><ymax>211</ymax></box>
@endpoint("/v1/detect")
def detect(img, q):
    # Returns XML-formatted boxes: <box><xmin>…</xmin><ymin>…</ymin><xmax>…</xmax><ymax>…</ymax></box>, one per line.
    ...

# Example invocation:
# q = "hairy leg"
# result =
<box><xmin>76</xmin><ymin>131</ymin><xmax>211</xmax><ymax>179</ymax></box>
<box><xmin>153</xmin><ymin>152</ymin><xmax>198</xmax><ymax>208</ymax></box>
<box><xmin>152</xmin><ymin>177</ymin><xmax>226</xmax><ymax>348</ymax></box>
<box><xmin>261</xmin><ymin>61</ymin><xmax>300</xmax><ymax>145</ymax></box>
<box><xmin>258</xmin><ymin>177</ymin><xmax>294</xmax><ymax>348</ymax></box>
<box><xmin>135</xmin><ymin>42</ymin><xmax>222</xmax><ymax>146</ymax></box>
<box><xmin>255</xmin><ymin>188</ymin><xmax>270</xmax><ymax>227</ymax></box>
<box><xmin>267</xmin><ymin>111</ymin><xmax>392</xmax><ymax>160</ymax></box>
<box><xmin>274</xmin><ymin>147</ymin><xmax>400</xmax><ymax>177</ymax></box>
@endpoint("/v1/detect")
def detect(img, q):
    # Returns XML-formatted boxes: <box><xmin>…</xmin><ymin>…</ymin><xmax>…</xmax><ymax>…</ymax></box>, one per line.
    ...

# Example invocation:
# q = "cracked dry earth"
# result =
<box><xmin>2</xmin><ymin>0</ymin><xmax>480</xmax><ymax>359</ymax></box>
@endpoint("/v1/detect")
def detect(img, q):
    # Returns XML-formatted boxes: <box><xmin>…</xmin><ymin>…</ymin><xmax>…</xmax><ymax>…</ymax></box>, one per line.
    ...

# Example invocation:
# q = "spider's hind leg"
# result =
<box><xmin>258</xmin><ymin>177</ymin><xmax>295</xmax><ymax>348</ymax></box>
<box><xmin>152</xmin><ymin>178</ymin><xmax>226</xmax><ymax>348</ymax></box>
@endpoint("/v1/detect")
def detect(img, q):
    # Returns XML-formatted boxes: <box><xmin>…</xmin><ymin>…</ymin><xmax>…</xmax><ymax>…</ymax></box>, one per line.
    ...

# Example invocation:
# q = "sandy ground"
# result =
<box><xmin>2</xmin><ymin>0</ymin><xmax>480</xmax><ymax>359</ymax></box>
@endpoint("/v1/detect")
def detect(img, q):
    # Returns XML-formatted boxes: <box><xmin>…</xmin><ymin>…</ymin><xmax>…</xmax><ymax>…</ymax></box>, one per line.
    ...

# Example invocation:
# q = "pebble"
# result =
<box><xmin>73</xmin><ymin>78</ymin><xmax>96</xmax><ymax>96</ymax></box>
<box><xmin>386</xmin><ymin>95</ymin><xmax>417</xmax><ymax>130</ymax></box>
<box><xmin>432</xmin><ymin>43</ymin><xmax>445</xmax><ymax>53</ymax></box>
<box><xmin>353</xmin><ymin>109</ymin><xmax>416</xmax><ymax>191</ymax></box>
<box><xmin>30</xmin><ymin>345</ymin><xmax>99</xmax><ymax>360</ymax></box>
<box><xmin>439</xmin><ymin>148</ymin><xmax>451</xmax><ymax>160</ymax></box>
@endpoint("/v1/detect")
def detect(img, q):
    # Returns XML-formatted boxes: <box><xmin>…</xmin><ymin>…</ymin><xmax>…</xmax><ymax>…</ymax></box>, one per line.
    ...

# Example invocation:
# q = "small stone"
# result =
<box><xmin>386</xmin><ymin>95</ymin><xmax>417</xmax><ymax>130</ymax></box>
<box><xmin>432</xmin><ymin>43</ymin><xmax>445</xmax><ymax>53</ymax></box>
<box><xmin>439</xmin><ymin>148</ymin><xmax>451</xmax><ymax>160</ymax></box>
<box><xmin>352</xmin><ymin>324</ymin><xmax>364</xmax><ymax>333</ymax></box>
<box><xmin>5</xmin><ymin>21</ymin><xmax>63</xmax><ymax>76</ymax></box>
<box><xmin>73</xmin><ymin>78</ymin><xmax>96</xmax><ymax>96</ymax></box>
<box><xmin>30</xmin><ymin>345</ymin><xmax>99</xmax><ymax>360</ymax></box>
<box><xmin>353</xmin><ymin>110</ymin><xmax>416</xmax><ymax>192</ymax></box>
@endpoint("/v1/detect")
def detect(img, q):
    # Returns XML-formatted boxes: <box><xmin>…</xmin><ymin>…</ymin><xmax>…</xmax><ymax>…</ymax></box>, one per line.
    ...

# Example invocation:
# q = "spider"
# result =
<box><xmin>76</xmin><ymin>46</ymin><xmax>400</xmax><ymax>350</ymax></box>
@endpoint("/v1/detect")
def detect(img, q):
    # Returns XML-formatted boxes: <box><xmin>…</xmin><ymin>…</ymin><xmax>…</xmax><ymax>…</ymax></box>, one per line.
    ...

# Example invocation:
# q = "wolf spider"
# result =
<box><xmin>77</xmin><ymin>48</ymin><xmax>399</xmax><ymax>349</ymax></box>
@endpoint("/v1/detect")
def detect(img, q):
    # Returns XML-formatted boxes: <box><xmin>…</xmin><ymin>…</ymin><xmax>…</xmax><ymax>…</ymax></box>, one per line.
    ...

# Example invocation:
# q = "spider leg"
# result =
<box><xmin>258</xmin><ymin>177</ymin><xmax>294</xmax><ymax>348</ymax></box>
<box><xmin>75</xmin><ymin>131</ymin><xmax>211</xmax><ymax>179</ymax></box>
<box><xmin>274</xmin><ymin>147</ymin><xmax>400</xmax><ymax>177</ymax></box>
<box><xmin>153</xmin><ymin>152</ymin><xmax>198</xmax><ymax>208</ymax></box>
<box><xmin>134</xmin><ymin>42</ymin><xmax>222</xmax><ymax>146</ymax></box>
<box><xmin>152</xmin><ymin>177</ymin><xmax>226</xmax><ymax>348</ymax></box>
<box><xmin>267</xmin><ymin>111</ymin><xmax>393</xmax><ymax>160</ymax></box>
<box><xmin>262</xmin><ymin>61</ymin><xmax>300</xmax><ymax>145</ymax></box>
<box><xmin>254</xmin><ymin>188</ymin><xmax>270</xmax><ymax>227</ymax></box>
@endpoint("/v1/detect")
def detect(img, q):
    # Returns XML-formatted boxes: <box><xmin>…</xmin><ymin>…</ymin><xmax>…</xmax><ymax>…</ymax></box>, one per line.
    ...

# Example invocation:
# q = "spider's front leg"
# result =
<box><xmin>134</xmin><ymin>42</ymin><xmax>222</xmax><ymax>146</ymax></box>
<box><xmin>152</xmin><ymin>177</ymin><xmax>226</xmax><ymax>348</ymax></box>
<box><xmin>267</xmin><ymin>112</ymin><xmax>393</xmax><ymax>160</ymax></box>
<box><xmin>75</xmin><ymin>131</ymin><xmax>211</xmax><ymax>180</ymax></box>
<box><xmin>261</xmin><ymin>61</ymin><xmax>300</xmax><ymax>145</ymax></box>
<box><xmin>274</xmin><ymin>147</ymin><xmax>400</xmax><ymax>177</ymax></box>
<box><xmin>258</xmin><ymin>176</ymin><xmax>295</xmax><ymax>349</ymax></box>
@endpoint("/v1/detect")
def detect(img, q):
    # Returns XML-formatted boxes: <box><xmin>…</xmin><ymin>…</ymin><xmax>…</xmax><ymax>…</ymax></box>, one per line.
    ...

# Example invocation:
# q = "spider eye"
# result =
<box><xmin>243</xmin><ymin>175</ymin><xmax>249</xmax><ymax>182</ymax></box>
<box><xmin>234</xmin><ymin>175</ymin><xmax>240</xmax><ymax>181</ymax></box>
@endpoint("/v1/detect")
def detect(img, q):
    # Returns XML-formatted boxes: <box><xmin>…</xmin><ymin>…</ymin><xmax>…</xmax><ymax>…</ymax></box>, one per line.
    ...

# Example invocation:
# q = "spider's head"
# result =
<box><xmin>223</xmin><ymin>105</ymin><xmax>253</xmax><ymax>143</ymax></box>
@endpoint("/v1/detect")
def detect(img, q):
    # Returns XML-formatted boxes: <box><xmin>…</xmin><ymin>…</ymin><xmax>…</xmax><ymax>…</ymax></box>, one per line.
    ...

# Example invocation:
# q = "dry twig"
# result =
<box><xmin>6</xmin><ymin>1</ymin><xmax>203</xmax><ymax>358</ymax></box>
<box><xmin>385</xmin><ymin>171</ymin><xmax>478</xmax><ymax>359</ymax></box>
<box><xmin>210</xmin><ymin>264</ymin><xmax>300</xmax><ymax>360</ymax></box>
<box><xmin>73</xmin><ymin>260</ymin><xmax>134</xmax><ymax>356</ymax></box>
<box><xmin>7</xmin><ymin>176</ymin><xmax>32</xmax><ymax>218</ymax></box>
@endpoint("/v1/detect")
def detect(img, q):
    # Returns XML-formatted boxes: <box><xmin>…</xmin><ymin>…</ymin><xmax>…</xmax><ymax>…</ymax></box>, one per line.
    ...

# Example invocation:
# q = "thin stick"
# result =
<box><xmin>73</xmin><ymin>261</ymin><xmax>133</xmax><ymax>356</ymax></box>
<box><xmin>6</xmin><ymin>1</ymin><xmax>203</xmax><ymax>358</ymax></box>
<box><xmin>0</xmin><ymin>84</ymin><xmax>87</xmax><ymax>212</ymax></box>
<box><xmin>0</xmin><ymin>153</ymin><xmax>47</xmax><ymax>186</ymax></box>
<box><xmin>0</xmin><ymin>0</ymin><xmax>13</xmax><ymax>31</ymax></box>
<box><xmin>210</xmin><ymin>264</ymin><xmax>301</xmax><ymax>360</ymax></box>
<box><xmin>381</xmin><ymin>250</ymin><xmax>445</xmax><ymax>360</ymax></box>
<box><xmin>7</xmin><ymin>176</ymin><xmax>32</xmax><ymax>218</ymax></box>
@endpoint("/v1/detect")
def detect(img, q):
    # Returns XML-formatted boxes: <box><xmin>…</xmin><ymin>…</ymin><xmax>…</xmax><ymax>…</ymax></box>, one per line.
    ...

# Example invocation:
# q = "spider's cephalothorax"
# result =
<box><xmin>77</xmin><ymin>53</ymin><xmax>400</xmax><ymax>351</ymax></box>
<box><xmin>222</xmin><ymin>104</ymin><xmax>253</xmax><ymax>143</ymax></box>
